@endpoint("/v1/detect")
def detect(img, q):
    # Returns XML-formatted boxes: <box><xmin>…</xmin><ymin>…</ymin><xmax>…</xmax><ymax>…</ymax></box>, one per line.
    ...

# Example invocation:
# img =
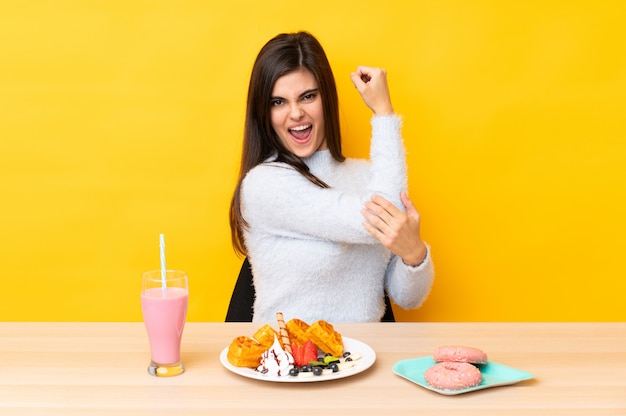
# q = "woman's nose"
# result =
<box><xmin>289</xmin><ymin>103</ymin><xmax>304</xmax><ymax>119</ymax></box>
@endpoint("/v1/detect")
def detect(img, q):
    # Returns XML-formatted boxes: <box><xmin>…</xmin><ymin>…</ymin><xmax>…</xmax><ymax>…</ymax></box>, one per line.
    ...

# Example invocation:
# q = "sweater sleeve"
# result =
<box><xmin>242</xmin><ymin>164</ymin><xmax>373</xmax><ymax>243</ymax></box>
<box><xmin>384</xmin><ymin>245</ymin><xmax>435</xmax><ymax>309</ymax></box>
<box><xmin>241</xmin><ymin>115</ymin><xmax>407</xmax><ymax>244</ymax></box>
<box><xmin>368</xmin><ymin>115</ymin><xmax>407</xmax><ymax>208</ymax></box>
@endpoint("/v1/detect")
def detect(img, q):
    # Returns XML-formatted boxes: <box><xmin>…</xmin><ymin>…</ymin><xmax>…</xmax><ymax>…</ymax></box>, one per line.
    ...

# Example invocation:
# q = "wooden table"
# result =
<box><xmin>1</xmin><ymin>322</ymin><xmax>624</xmax><ymax>415</ymax></box>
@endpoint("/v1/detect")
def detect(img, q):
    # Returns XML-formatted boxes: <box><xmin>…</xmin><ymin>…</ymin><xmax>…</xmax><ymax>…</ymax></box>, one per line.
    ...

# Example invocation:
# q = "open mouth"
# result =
<box><xmin>288</xmin><ymin>124</ymin><xmax>312</xmax><ymax>142</ymax></box>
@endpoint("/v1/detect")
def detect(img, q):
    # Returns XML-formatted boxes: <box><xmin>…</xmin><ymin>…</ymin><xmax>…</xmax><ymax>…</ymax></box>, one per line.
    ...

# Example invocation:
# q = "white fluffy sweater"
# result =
<box><xmin>241</xmin><ymin>115</ymin><xmax>434</xmax><ymax>323</ymax></box>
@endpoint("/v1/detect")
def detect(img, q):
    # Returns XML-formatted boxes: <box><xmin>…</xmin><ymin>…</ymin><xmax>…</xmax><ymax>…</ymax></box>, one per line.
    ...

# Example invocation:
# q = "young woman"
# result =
<box><xmin>229</xmin><ymin>31</ymin><xmax>434</xmax><ymax>323</ymax></box>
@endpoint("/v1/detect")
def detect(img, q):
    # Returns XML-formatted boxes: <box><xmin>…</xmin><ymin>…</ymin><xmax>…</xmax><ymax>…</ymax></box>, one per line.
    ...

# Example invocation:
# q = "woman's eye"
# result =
<box><xmin>271</xmin><ymin>99</ymin><xmax>283</xmax><ymax>106</ymax></box>
<box><xmin>302</xmin><ymin>93</ymin><xmax>316</xmax><ymax>101</ymax></box>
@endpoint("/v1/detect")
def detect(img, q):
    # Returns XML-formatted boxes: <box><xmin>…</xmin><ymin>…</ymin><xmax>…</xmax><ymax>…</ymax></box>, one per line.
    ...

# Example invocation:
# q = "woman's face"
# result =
<box><xmin>270</xmin><ymin>69</ymin><xmax>327</xmax><ymax>158</ymax></box>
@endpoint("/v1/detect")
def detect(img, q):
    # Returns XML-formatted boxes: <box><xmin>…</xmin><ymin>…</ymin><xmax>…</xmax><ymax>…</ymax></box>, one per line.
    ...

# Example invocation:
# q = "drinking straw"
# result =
<box><xmin>159</xmin><ymin>233</ymin><xmax>167</xmax><ymax>291</ymax></box>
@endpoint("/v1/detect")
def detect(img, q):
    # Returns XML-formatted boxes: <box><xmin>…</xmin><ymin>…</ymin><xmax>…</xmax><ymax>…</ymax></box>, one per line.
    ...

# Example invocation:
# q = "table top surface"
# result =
<box><xmin>1</xmin><ymin>322</ymin><xmax>625</xmax><ymax>416</ymax></box>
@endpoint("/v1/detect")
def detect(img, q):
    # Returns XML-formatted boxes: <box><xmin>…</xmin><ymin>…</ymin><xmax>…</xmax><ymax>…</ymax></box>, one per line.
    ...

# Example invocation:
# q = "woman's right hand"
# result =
<box><xmin>362</xmin><ymin>192</ymin><xmax>427</xmax><ymax>266</ymax></box>
<box><xmin>350</xmin><ymin>66</ymin><xmax>395</xmax><ymax>116</ymax></box>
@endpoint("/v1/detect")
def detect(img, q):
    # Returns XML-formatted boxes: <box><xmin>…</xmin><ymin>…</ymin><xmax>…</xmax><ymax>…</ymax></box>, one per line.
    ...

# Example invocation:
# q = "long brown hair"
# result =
<box><xmin>229</xmin><ymin>31</ymin><xmax>345</xmax><ymax>256</ymax></box>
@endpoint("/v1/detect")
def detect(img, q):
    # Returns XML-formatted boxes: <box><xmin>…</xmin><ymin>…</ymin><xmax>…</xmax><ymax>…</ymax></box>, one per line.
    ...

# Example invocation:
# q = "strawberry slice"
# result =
<box><xmin>303</xmin><ymin>340</ymin><xmax>318</xmax><ymax>365</ymax></box>
<box><xmin>291</xmin><ymin>343</ymin><xmax>305</xmax><ymax>366</ymax></box>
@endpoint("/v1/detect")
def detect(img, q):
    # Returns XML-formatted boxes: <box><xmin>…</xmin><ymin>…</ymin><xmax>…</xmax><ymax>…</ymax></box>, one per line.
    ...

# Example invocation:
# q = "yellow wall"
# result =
<box><xmin>1</xmin><ymin>1</ymin><xmax>624</xmax><ymax>322</ymax></box>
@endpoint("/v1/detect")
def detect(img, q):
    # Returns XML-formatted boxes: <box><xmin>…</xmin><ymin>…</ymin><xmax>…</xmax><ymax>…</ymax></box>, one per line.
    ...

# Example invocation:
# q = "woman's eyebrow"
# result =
<box><xmin>270</xmin><ymin>88</ymin><xmax>319</xmax><ymax>102</ymax></box>
<box><xmin>299</xmin><ymin>88</ymin><xmax>319</xmax><ymax>98</ymax></box>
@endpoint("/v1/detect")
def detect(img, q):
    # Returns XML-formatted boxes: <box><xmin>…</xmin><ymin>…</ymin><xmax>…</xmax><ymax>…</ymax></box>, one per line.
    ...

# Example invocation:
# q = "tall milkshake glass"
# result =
<box><xmin>141</xmin><ymin>270</ymin><xmax>188</xmax><ymax>377</ymax></box>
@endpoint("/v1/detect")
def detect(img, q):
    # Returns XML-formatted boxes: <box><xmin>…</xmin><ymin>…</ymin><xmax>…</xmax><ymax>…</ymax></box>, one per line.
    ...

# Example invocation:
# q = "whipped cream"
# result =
<box><xmin>257</xmin><ymin>335</ymin><xmax>294</xmax><ymax>376</ymax></box>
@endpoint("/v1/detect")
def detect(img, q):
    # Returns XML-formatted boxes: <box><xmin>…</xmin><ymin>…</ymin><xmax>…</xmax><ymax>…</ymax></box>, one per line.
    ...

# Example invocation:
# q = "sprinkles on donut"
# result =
<box><xmin>424</xmin><ymin>361</ymin><xmax>482</xmax><ymax>390</ymax></box>
<box><xmin>432</xmin><ymin>345</ymin><xmax>488</xmax><ymax>364</ymax></box>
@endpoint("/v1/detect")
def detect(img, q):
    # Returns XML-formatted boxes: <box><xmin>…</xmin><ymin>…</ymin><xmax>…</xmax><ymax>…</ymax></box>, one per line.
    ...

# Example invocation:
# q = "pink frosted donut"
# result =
<box><xmin>432</xmin><ymin>345</ymin><xmax>488</xmax><ymax>364</ymax></box>
<box><xmin>424</xmin><ymin>362</ymin><xmax>482</xmax><ymax>390</ymax></box>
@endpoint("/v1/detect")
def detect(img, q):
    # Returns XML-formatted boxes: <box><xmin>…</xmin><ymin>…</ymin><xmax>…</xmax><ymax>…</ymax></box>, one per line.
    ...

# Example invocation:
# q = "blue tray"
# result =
<box><xmin>393</xmin><ymin>356</ymin><xmax>534</xmax><ymax>395</ymax></box>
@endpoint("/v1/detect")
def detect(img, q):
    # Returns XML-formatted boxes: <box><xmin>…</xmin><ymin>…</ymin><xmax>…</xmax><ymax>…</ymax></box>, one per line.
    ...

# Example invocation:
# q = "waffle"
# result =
<box><xmin>286</xmin><ymin>318</ymin><xmax>310</xmax><ymax>346</ymax></box>
<box><xmin>306</xmin><ymin>320</ymin><xmax>344</xmax><ymax>357</ymax></box>
<box><xmin>226</xmin><ymin>336</ymin><xmax>266</xmax><ymax>367</ymax></box>
<box><xmin>252</xmin><ymin>324</ymin><xmax>282</xmax><ymax>349</ymax></box>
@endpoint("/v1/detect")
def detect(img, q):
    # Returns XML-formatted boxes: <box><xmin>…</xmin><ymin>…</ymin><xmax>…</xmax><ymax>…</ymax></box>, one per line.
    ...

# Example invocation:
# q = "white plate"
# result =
<box><xmin>220</xmin><ymin>337</ymin><xmax>376</xmax><ymax>383</ymax></box>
